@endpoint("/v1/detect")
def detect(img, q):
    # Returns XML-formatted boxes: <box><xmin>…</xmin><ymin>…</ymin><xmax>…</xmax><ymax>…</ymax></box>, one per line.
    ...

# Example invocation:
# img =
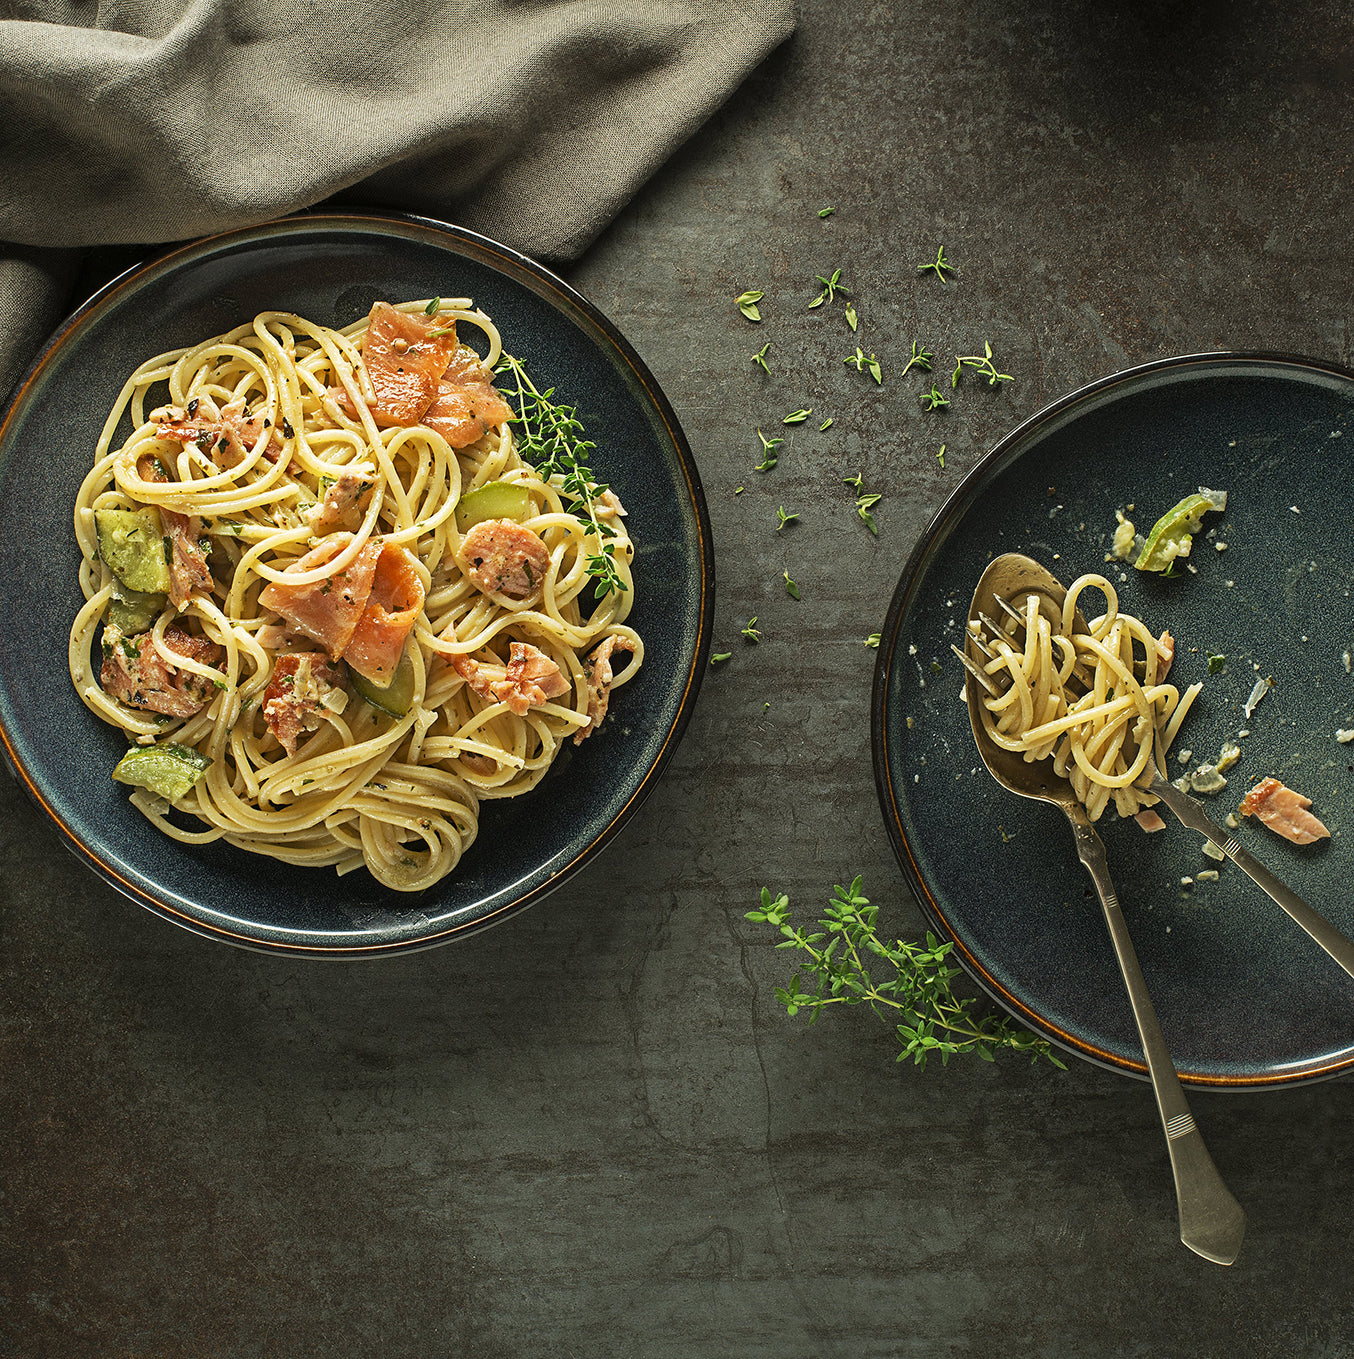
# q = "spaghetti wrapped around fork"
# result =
<box><xmin>974</xmin><ymin>573</ymin><xmax>1201</xmax><ymax>821</ymax></box>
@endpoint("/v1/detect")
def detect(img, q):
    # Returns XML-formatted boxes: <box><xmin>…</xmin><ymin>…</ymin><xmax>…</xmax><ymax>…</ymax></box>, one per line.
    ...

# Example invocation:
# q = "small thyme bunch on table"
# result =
<box><xmin>747</xmin><ymin>877</ymin><xmax>1065</xmax><ymax>1070</ymax></box>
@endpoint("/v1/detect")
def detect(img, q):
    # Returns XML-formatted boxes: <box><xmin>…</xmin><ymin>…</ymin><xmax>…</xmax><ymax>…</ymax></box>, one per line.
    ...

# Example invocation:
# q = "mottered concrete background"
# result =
<box><xmin>4</xmin><ymin>3</ymin><xmax>1353</xmax><ymax>1355</ymax></box>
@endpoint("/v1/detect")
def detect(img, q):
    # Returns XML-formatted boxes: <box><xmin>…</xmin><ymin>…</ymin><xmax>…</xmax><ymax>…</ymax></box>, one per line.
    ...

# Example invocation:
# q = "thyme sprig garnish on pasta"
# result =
<box><xmin>747</xmin><ymin>878</ymin><xmax>1064</xmax><ymax>1070</ymax></box>
<box><xmin>497</xmin><ymin>353</ymin><xmax>626</xmax><ymax>596</ymax></box>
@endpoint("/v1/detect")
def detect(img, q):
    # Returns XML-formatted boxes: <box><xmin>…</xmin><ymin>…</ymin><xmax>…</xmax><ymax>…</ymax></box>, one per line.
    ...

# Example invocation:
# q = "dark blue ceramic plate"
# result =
<box><xmin>873</xmin><ymin>354</ymin><xmax>1354</xmax><ymax>1087</ymax></box>
<box><xmin>0</xmin><ymin>212</ymin><xmax>712</xmax><ymax>956</ymax></box>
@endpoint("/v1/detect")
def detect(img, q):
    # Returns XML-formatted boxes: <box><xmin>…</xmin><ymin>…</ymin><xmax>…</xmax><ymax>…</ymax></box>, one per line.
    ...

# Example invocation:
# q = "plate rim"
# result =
<box><xmin>0</xmin><ymin>209</ymin><xmax>715</xmax><ymax>958</ymax></box>
<box><xmin>871</xmin><ymin>349</ymin><xmax>1354</xmax><ymax>1088</ymax></box>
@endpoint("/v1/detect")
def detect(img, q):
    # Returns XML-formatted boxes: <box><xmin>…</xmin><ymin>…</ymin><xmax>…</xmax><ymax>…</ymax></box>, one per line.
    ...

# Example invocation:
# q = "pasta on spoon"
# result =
<box><xmin>974</xmin><ymin>572</ymin><xmax>1200</xmax><ymax>822</ymax></box>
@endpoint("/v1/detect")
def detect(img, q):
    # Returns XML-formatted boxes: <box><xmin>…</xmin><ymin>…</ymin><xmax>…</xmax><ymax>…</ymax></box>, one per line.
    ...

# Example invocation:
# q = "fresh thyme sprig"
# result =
<box><xmin>496</xmin><ymin>354</ymin><xmax>626</xmax><ymax>597</ymax></box>
<box><xmin>843</xmin><ymin>473</ymin><xmax>880</xmax><ymax>535</ymax></box>
<box><xmin>742</xmin><ymin>617</ymin><xmax>762</xmax><ymax>643</ymax></box>
<box><xmin>919</xmin><ymin>384</ymin><xmax>950</xmax><ymax>411</ymax></box>
<box><xmin>775</xmin><ymin>506</ymin><xmax>800</xmax><ymax>531</ymax></box>
<box><xmin>899</xmin><ymin>340</ymin><xmax>934</xmax><ymax>380</ymax></box>
<box><xmin>917</xmin><ymin>244</ymin><xmax>957</xmax><ymax>282</ymax></box>
<box><xmin>809</xmin><ymin>268</ymin><xmax>850</xmax><ymax>309</ymax></box>
<box><xmin>752</xmin><ymin>342</ymin><xmax>771</xmax><ymax>375</ymax></box>
<box><xmin>747</xmin><ymin>878</ymin><xmax>1064</xmax><ymax>1070</ymax></box>
<box><xmin>950</xmin><ymin>341</ymin><xmax>1014</xmax><ymax>388</ymax></box>
<box><xmin>755</xmin><ymin>429</ymin><xmax>783</xmax><ymax>471</ymax></box>
<box><xmin>844</xmin><ymin>348</ymin><xmax>883</xmax><ymax>384</ymax></box>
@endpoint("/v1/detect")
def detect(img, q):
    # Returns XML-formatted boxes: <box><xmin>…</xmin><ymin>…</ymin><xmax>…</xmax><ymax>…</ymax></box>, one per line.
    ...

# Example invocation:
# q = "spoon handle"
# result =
<box><xmin>1067</xmin><ymin>810</ymin><xmax>1246</xmax><ymax>1266</ymax></box>
<box><xmin>1147</xmin><ymin>772</ymin><xmax>1354</xmax><ymax>980</ymax></box>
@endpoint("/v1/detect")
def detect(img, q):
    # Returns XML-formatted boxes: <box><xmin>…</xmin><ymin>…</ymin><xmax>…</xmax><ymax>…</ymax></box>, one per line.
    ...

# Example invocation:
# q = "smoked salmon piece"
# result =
<box><xmin>574</xmin><ymin>634</ymin><xmax>634</xmax><ymax>743</ymax></box>
<box><xmin>304</xmin><ymin>467</ymin><xmax>377</xmax><ymax>530</ymax></box>
<box><xmin>453</xmin><ymin>643</ymin><xmax>569</xmax><ymax>717</ymax></box>
<box><xmin>362</xmin><ymin>302</ymin><xmax>458</xmax><ymax>427</ymax></box>
<box><xmin>344</xmin><ymin>545</ymin><xmax>426</xmax><ymax>685</ymax></box>
<box><xmin>262</xmin><ymin>652</ymin><xmax>346</xmax><ymax>756</ymax></box>
<box><xmin>422</xmin><ymin>345</ymin><xmax>514</xmax><ymax>449</ymax></box>
<box><xmin>258</xmin><ymin>537</ymin><xmax>382</xmax><ymax>659</ymax></box>
<box><xmin>1240</xmin><ymin>777</ymin><xmax>1330</xmax><ymax>845</ymax></box>
<box><xmin>100</xmin><ymin>625</ymin><xmax>224</xmax><ymax>718</ymax></box>
<box><xmin>459</xmin><ymin>518</ymin><xmax>551</xmax><ymax>601</ymax></box>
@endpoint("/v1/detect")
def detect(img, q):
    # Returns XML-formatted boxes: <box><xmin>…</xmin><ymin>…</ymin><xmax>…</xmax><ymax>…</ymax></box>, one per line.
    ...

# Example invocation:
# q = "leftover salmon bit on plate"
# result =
<box><xmin>1240</xmin><ymin>777</ymin><xmax>1330</xmax><ymax>845</ymax></box>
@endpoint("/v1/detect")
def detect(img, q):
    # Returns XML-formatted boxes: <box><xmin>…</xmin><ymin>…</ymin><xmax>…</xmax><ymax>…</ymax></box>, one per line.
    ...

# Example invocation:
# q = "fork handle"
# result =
<box><xmin>1147</xmin><ymin>773</ymin><xmax>1354</xmax><ymax>981</ymax></box>
<box><xmin>1068</xmin><ymin>811</ymin><xmax>1245</xmax><ymax>1265</ymax></box>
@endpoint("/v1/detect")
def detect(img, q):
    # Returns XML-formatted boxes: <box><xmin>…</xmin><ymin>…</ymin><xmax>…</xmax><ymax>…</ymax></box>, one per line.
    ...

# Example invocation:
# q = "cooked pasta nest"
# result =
<box><xmin>69</xmin><ymin>300</ymin><xmax>642</xmax><ymax>892</ymax></box>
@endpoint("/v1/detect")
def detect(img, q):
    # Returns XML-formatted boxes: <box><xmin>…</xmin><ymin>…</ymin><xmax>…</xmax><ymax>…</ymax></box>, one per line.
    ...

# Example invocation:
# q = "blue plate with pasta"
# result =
<box><xmin>0</xmin><ymin>212</ymin><xmax>712</xmax><ymax>956</ymax></box>
<box><xmin>873</xmin><ymin>353</ymin><xmax>1354</xmax><ymax>1086</ymax></box>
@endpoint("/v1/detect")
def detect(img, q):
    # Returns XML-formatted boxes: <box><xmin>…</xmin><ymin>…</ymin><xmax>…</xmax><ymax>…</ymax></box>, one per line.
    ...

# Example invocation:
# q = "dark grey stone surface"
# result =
<box><xmin>4</xmin><ymin>3</ymin><xmax>1354</xmax><ymax>1355</ymax></box>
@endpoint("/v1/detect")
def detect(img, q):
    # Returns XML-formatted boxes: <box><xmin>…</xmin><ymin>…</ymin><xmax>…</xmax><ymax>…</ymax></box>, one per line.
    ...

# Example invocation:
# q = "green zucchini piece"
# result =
<box><xmin>95</xmin><ymin>507</ymin><xmax>172</xmax><ymax>593</ymax></box>
<box><xmin>106</xmin><ymin>580</ymin><xmax>167</xmax><ymax>635</ymax></box>
<box><xmin>1134</xmin><ymin>488</ymin><xmax>1227</xmax><ymax>573</ymax></box>
<box><xmin>454</xmin><ymin>480</ymin><xmax>533</xmax><ymax>532</ymax></box>
<box><xmin>112</xmin><ymin>743</ymin><xmax>212</xmax><ymax>801</ymax></box>
<box><xmin>348</xmin><ymin>648</ymin><xmax>416</xmax><ymax>718</ymax></box>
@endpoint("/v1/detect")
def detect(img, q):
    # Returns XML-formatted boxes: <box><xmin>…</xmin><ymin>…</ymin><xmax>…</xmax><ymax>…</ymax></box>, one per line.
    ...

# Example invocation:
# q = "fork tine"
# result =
<box><xmin>993</xmin><ymin>593</ymin><xmax>1028</xmax><ymax>624</ymax></box>
<box><xmin>966</xmin><ymin>625</ymin><xmax>998</xmax><ymax>662</ymax></box>
<box><xmin>978</xmin><ymin>610</ymin><xmax>1017</xmax><ymax>644</ymax></box>
<box><xmin>950</xmin><ymin>643</ymin><xmax>1004</xmax><ymax>697</ymax></box>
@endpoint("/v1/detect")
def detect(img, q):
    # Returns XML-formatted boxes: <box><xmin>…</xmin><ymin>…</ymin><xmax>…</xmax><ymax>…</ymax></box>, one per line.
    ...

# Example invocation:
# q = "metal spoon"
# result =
<box><xmin>961</xmin><ymin>552</ymin><xmax>1245</xmax><ymax>1267</ymax></box>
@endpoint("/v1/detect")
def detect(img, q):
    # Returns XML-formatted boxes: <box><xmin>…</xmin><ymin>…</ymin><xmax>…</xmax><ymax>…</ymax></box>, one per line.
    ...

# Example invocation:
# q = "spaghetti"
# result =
<box><xmin>69</xmin><ymin>300</ymin><xmax>642</xmax><ymax>892</ymax></box>
<box><xmin>974</xmin><ymin>573</ymin><xmax>1199</xmax><ymax>821</ymax></box>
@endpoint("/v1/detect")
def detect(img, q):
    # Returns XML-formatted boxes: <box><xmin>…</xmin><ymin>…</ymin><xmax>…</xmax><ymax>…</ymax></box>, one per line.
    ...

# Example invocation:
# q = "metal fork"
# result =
<box><xmin>956</xmin><ymin>552</ymin><xmax>1245</xmax><ymax>1266</ymax></box>
<box><xmin>954</xmin><ymin>583</ymin><xmax>1354</xmax><ymax>983</ymax></box>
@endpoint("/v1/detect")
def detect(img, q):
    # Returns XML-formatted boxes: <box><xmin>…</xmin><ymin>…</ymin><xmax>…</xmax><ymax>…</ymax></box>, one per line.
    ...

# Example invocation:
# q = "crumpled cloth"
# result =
<box><xmin>0</xmin><ymin>0</ymin><xmax>794</xmax><ymax>399</ymax></box>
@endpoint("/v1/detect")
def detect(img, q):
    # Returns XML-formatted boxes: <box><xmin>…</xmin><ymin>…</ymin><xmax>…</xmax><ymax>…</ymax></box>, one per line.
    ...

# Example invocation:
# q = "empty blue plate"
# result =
<box><xmin>0</xmin><ymin>213</ymin><xmax>713</xmax><ymax>956</ymax></box>
<box><xmin>874</xmin><ymin>353</ymin><xmax>1354</xmax><ymax>1086</ymax></box>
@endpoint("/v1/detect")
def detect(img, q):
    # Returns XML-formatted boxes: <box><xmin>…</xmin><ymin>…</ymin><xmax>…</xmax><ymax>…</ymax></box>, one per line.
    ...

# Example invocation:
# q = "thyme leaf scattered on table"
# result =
<box><xmin>747</xmin><ymin>878</ymin><xmax>1065</xmax><ymax>1070</ymax></box>
<box><xmin>899</xmin><ymin>340</ymin><xmax>934</xmax><ymax>380</ymax></box>
<box><xmin>737</xmin><ymin>290</ymin><xmax>765</xmax><ymax>322</ymax></box>
<box><xmin>951</xmin><ymin>341</ymin><xmax>1014</xmax><ymax>388</ymax></box>
<box><xmin>844</xmin><ymin>348</ymin><xmax>883</xmax><ymax>384</ymax></box>
<box><xmin>809</xmin><ymin>268</ymin><xmax>850</xmax><ymax>309</ymax></box>
<box><xmin>917</xmin><ymin>244</ymin><xmax>957</xmax><ymax>281</ymax></box>
<box><xmin>755</xmin><ymin>428</ymin><xmax>783</xmax><ymax>472</ymax></box>
<box><xmin>497</xmin><ymin>353</ymin><xmax>625</xmax><ymax>597</ymax></box>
